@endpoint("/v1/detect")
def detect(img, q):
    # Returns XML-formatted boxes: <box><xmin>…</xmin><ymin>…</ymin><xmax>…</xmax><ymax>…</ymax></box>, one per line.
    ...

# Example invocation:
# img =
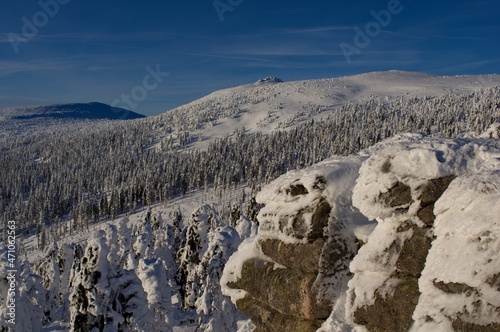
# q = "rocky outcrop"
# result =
<box><xmin>226</xmin><ymin>180</ymin><xmax>337</xmax><ymax>331</ymax></box>
<box><xmin>223</xmin><ymin>134</ymin><xmax>500</xmax><ymax>332</ymax></box>
<box><xmin>348</xmin><ymin>135</ymin><xmax>500</xmax><ymax>332</ymax></box>
<box><xmin>223</xmin><ymin>157</ymin><xmax>368</xmax><ymax>332</ymax></box>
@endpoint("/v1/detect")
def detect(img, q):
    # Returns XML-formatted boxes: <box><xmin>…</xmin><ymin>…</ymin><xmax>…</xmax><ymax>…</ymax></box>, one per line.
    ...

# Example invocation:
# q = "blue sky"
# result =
<box><xmin>1</xmin><ymin>0</ymin><xmax>499</xmax><ymax>116</ymax></box>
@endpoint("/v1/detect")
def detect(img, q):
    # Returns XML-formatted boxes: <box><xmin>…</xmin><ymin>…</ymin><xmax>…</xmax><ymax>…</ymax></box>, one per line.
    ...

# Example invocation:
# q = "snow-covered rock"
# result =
<box><xmin>347</xmin><ymin>134</ymin><xmax>500</xmax><ymax>331</ymax></box>
<box><xmin>255</xmin><ymin>76</ymin><xmax>284</xmax><ymax>84</ymax></box>
<box><xmin>223</xmin><ymin>134</ymin><xmax>500</xmax><ymax>332</ymax></box>
<box><xmin>222</xmin><ymin>156</ymin><xmax>373</xmax><ymax>331</ymax></box>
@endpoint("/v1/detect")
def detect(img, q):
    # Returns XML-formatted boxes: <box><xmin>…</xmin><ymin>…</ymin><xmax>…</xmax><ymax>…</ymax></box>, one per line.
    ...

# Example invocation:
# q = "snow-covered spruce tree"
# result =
<box><xmin>115</xmin><ymin>218</ymin><xmax>134</xmax><ymax>269</ymax></box>
<box><xmin>0</xmin><ymin>258</ymin><xmax>46</xmax><ymax>332</ymax></box>
<box><xmin>105</xmin><ymin>224</ymin><xmax>120</xmax><ymax>267</ymax></box>
<box><xmin>132</xmin><ymin>218</ymin><xmax>154</xmax><ymax>260</ymax></box>
<box><xmin>245</xmin><ymin>196</ymin><xmax>262</xmax><ymax>224</ymax></box>
<box><xmin>234</xmin><ymin>215</ymin><xmax>259</xmax><ymax>241</ymax></box>
<box><xmin>69</xmin><ymin>234</ymin><xmax>111</xmax><ymax>332</ymax></box>
<box><xmin>229</xmin><ymin>203</ymin><xmax>241</xmax><ymax>227</ymax></box>
<box><xmin>15</xmin><ymin>263</ymin><xmax>47</xmax><ymax>332</ymax></box>
<box><xmin>150</xmin><ymin>211</ymin><xmax>181</xmax><ymax>294</ymax></box>
<box><xmin>34</xmin><ymin>243</ymin><xmax>75</xmax><ymax>324</ymax></box>
<box><xmin>136</xmin><ymin>257</ymin><xmax>174</xmax><ymax>328</ymax></box>
<box><xmin>69</xmin><ymin>229</ymin><xmax>159</xmax><ymax>331</ymax></box>
<box><xmin>176</xmin><ymin>205</ymin><xmax>217</xmax><ymax>310</ymax></box>
<box><xmin>195</xmin><ymin>226</ymin><xmax>242</xmax><ymax>332</ymax></box>
<box><xmin>105</xmin><ymin>267</ymin><xmax>157</xmax><ymax>332</ymax></box>
<box><xmin>158</xmin><ymin>223</ymin><xmax>179</xmax><ymax>281</ymax></box>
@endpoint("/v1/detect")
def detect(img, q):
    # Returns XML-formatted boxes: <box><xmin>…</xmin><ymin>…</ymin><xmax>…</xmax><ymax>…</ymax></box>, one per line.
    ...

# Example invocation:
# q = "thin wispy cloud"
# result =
<box><xmin>0</xmin><ymin>59</ymin><xmax>74</xmax><ymax>76</ymax></box>
<box><xmin>0</xmin><ymin>31</ymin><xmax>202</xmax><ymax>43</ymax></box>
<box><xmin>183</xmin><ymin>52</ymin><xmax>279</xmax><ymax>63</ymax></box>
<box><xmin>219</xmin><ymin>47</ymin><xmax>344</xmax><ymax>57</ymax></box>
<box><xmin>269</xmin><ymin>26</ymin><xmax>353</xmax><ymax>35</ymax></box>
<box><xmin>440</xmin><ymin>58</ymin><xmax>500</xmax><ymax>73</ymax></box>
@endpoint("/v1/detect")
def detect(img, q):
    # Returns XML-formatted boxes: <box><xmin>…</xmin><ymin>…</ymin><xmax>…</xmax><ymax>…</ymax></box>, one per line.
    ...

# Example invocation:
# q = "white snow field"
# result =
<box><xmin>159</xmin><ymin>71</ymin><xmax>500</xmax><ymax>149</ymax></box>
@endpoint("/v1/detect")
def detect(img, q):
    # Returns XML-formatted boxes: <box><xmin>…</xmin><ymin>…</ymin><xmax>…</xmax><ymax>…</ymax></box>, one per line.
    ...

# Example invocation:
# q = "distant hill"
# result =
<box><xmin>1</xmin><ymin>102</ymin><xmax>144</xmax><ymax>121</ymax></box>
<box><xmin>0</xmin><ymin>102</ymin><xmax>145</xmax><ymax>139</ymax></box>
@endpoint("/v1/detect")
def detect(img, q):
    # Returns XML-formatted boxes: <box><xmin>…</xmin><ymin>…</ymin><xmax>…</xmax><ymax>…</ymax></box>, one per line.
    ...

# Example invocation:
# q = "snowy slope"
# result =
<box><xmin>159</xmin><ymin>71</ymin><xmax>500</xmax><ymax>148</ymax></box>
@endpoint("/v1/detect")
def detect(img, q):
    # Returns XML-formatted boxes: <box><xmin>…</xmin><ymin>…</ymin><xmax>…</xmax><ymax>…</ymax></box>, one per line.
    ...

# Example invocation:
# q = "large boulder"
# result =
<box><xmin>347</xmin><ymin>134</ymin><xmax>500</xmax><ymax>331</ymax></box>
<box><xmin>222</xmin><ymin>156</ymin><xmax>371</xmax><ymax>332</ymax></box>
<box><xmin>350</xmin><ymin>176</ymin><xmax>453</xmax><ymax>332</ymax></box>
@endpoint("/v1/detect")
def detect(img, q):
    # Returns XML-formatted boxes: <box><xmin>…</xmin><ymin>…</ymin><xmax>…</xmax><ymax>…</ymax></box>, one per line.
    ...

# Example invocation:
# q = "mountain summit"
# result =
<box><xmin>160</xmin><ymin>71</ymin><xmax>500</xmax><ymax>149</ymax></box>
<box><xmin>256</xmin><ymin>76</ymin><xmax>284</xmax><ymax>84</ymax></box>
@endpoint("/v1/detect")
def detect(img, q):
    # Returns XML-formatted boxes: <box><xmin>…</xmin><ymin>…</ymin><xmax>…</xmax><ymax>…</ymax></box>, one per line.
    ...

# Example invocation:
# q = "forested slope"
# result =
<box><xmin>0</xmin><ymin>87</ymin><xmax>498</xmax><ymax>239</ymax></box>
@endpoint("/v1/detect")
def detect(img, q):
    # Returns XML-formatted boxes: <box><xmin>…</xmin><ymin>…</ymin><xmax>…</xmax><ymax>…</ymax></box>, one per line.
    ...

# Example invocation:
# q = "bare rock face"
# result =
<box><xmin>348</xmin><ymin>136</ymin><xmax>500</xmax><ymax>332</ymax></box>
<box><xmin>224</xmin><ymin>157</ymin><xmax>366</xmax><ymax>332</ymax></box>
<box><xmin>379</xmin><ymin>181</ymin><xmax>412</xmax><ymax>209</ymax></box>
<box><xmin>228</xmin><ymin>258</ymin><xmax>330</xmax><ymax>322</ymax></box>
<box><xmin>416</xmin><ymin>176</ymin><xmax>456</xmax><ymax>225</ymax></box>
<box><xmin>260</xmin><ymin>238</ymin><xmax>326</xmax><ymax>274</ymax></box>
<box><xmin>235</xmin><ymin>296</ymin><xmax>325</xmax><ymax>332</ymax></box>
<box><xmin>228</xmin><ymin>188</ymin><xmax>336</xmax><ymax>331</ymax></box>
<box><xmin>351</xmin><ymin>176</ymin><xmax>453</xmax><ymax>332</ymax></box>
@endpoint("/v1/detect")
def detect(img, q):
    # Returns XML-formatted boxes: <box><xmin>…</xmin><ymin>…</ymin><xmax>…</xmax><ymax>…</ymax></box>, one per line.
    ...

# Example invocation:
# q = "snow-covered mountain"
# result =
<box><xmin>0</xmin><ymin>70</ymin><xmax>499</xmax><ymax>332</ymax></box>
<box><xmin>0</xmin><ymin>102</ymin><xmax>145</xmax><ymax>139</ymax></box>
<box><xmin>158</xmin><ymin>70</ymin><xmax>500</xmax><ymax>148</ymax></box>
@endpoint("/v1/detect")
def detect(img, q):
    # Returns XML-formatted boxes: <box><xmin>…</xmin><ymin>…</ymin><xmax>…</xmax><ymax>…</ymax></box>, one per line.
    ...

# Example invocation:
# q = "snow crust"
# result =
<box><xmin>353</xmin><ymin>133</ymin><xmax>498</xmax><ymax>222</ymax></box>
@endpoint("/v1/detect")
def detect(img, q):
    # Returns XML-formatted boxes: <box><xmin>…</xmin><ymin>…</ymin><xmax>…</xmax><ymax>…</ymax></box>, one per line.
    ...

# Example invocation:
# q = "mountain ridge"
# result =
<box><xmin>0</xmin><ymin>102</ymin><xmax>145</xmax><ymax>121</ymax></box>
<box><xmin>0</xmin><ymin>102</ymin><xmax>145</xmax><ymax>140</ymax></box>
<box><xmin>157</xmin><ymin>71</ymin><xmax>500</xmax><ymax>149</ymax></box>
